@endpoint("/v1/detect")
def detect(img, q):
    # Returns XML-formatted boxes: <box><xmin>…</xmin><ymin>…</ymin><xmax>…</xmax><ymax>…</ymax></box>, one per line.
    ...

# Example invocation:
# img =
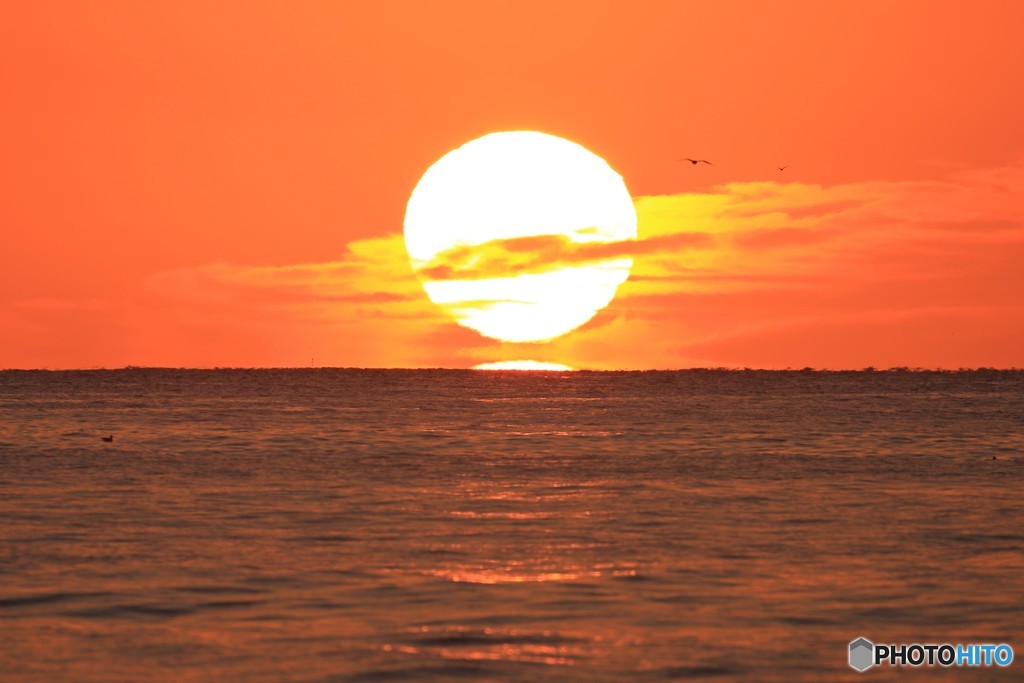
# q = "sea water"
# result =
<box><xmin>1</xmin><ymin>369</ymin><xmax>1021</xmax><ymax>681</ymax></box>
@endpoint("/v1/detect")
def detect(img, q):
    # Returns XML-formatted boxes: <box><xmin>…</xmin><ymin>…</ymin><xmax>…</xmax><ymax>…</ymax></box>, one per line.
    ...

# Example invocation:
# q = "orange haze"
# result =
<box><xmin>2</xmin><ymin>1</ymin><xmax>1023</xmax><ymax>369</ymax></box>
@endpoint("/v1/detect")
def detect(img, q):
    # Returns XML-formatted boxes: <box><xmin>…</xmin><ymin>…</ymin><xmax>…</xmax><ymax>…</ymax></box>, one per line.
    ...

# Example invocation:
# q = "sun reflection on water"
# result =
<box><xmin>472</xmin><ymin>360</ymin><xmax>575</xmax><ymax>371</ymax></box>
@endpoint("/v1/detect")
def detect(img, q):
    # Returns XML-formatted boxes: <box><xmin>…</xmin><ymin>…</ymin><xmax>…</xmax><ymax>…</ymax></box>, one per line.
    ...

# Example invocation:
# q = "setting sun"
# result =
<box><xmin>403</xmin><ymin>131</ymin><xmax>637</xmax><ymax>343</ymax></box>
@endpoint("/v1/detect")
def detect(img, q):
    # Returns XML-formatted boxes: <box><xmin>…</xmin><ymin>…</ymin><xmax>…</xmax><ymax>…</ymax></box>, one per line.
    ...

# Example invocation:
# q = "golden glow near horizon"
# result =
<box><xmin>404</xmin><ymin>131</ymin><xmax>637</xmax><ymax>343</ymax></box>
<box><xmin>473</xmin><ymin>360</ymin><xmax>575</xmax><ymax>371</ymax></box>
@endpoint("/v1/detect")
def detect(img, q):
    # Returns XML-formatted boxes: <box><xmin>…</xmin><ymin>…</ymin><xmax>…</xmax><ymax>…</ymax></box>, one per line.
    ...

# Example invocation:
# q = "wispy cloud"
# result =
<box><xmin>600</xmin><ymin>160</ymin><xmax>1024</xmax><ymax>367</ymax></box>
<box><xmin>415</xmin><ymin>231</ymin><xmax>713</xmax><ymax>281</ymax></box>
<box><xmin>3</xmin><ymin>161</ymin><xmax>1023</xmax><ymax>369</ymax></box>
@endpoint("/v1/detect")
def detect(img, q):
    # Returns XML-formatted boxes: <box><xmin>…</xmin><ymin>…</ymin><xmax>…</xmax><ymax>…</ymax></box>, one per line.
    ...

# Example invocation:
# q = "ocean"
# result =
<box><xmin>1</xmin><ymin>369</ymin><xmax>1021</xmax><ymax>681</ymax></box>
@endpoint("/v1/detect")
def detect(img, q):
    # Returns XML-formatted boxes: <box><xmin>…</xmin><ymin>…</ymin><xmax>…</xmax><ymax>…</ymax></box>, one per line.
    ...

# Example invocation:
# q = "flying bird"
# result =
<box><xmin>101</xmin><ymin>434</ymin><xmax>113</xmax><ymax>442</ymax></box>
<box><xmin>778</xmin><ymin>164</ymin><xmax>789</xmax><ymax>171</ymax></box>
<box><xmin>680</xmin><ymin>158</ymin><xmax>712</xmax><ymax>165</ymax></box>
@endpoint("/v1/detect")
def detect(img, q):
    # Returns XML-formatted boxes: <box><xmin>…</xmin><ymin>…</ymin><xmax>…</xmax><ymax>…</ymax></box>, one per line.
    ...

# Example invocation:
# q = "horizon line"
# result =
<box><xmin>2</xmin><ymin>365</ymin><xmax>1022</xmax><ymax>373</ymax></box>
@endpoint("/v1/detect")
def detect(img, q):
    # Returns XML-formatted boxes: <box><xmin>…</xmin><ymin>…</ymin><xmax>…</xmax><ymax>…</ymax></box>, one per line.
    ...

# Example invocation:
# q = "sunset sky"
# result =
<box><xmin>3</xmin><ymin>1</ymin><xmax>1023</xmax><ymax>369</ymax></box>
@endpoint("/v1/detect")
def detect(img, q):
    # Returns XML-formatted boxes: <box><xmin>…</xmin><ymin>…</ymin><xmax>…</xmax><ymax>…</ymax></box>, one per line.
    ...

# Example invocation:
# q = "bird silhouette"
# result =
<box><xmin>778</xmin><ymin>164</ymin><xmax>789</xmax><ymax>171</ymax></box>
<box><xmin>680</xmin><ymin>158</ymin><xmax>712</xmax><ymax>166</ymax></box>
<box><xmin>101</xmin><ymin>434</ymin><xmax>113</xmax><ymax>442</ymax></box>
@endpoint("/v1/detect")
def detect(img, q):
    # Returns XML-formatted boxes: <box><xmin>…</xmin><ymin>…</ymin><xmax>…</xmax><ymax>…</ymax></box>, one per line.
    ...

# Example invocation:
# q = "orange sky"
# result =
<box><xmin>2</xmin><ymin>1</ymin><xmax>1023</xmax><ymax>369</ymax></box>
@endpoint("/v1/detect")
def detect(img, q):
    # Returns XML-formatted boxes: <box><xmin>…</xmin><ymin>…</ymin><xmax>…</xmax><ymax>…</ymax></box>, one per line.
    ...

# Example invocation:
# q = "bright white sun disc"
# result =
<box><xmin>403</xmin><ymin>131</ymin><xmax>636</xmax><ymax>342</ymax></box>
